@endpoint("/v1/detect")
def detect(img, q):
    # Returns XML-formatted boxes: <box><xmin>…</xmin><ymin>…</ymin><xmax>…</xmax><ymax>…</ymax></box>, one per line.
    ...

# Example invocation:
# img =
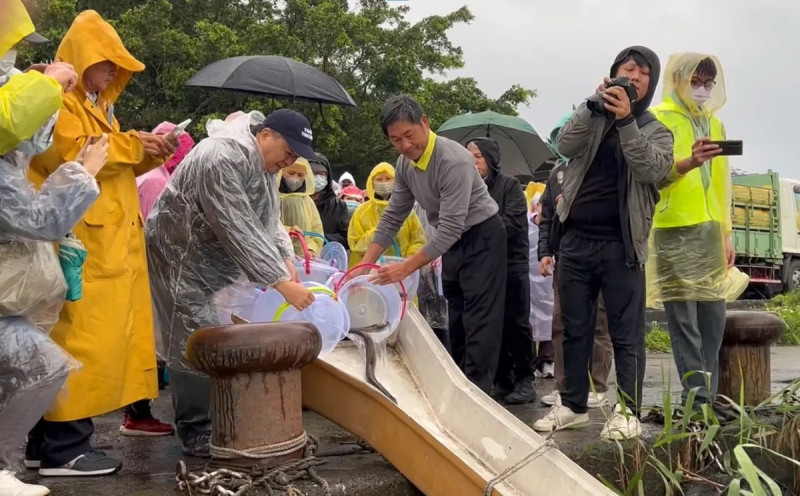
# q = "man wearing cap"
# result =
<box><xmin>144</xmin><ymin>109</ymin><xmax>317</xmax><ymax>457</ymax></box>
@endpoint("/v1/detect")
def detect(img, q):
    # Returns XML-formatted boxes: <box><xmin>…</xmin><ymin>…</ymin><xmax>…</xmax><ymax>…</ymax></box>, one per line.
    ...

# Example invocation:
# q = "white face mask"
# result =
<box><xmin>0</xmin><ymin>49</ymin><xmax>17</xmax><ymax>77</ymax></box>
<box><xmin>691</xmin><ymin>86</ymin><xmax>711</xmax><ymax>106</ymax></box>
<box><xmin>374</xmin><ymin>182</ymin><xmax>393</xmax><ymax>197</ymax></box>
<box><xmin>284</xmin><ymin>177</ymin><xmax>304</xmax><ymax>192</ymax></box>
<box><xmin>313</xmin><ymin>175</ymin><xmax>327</xmax><ymax>192</ymax></box>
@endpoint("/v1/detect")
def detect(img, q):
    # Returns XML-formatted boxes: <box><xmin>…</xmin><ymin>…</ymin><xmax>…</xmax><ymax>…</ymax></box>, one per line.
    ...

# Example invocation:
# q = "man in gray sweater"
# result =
<box><xmin>360</xmin><ymin>95</ymin><xmax>506</xmax><ymax>394</ymax></box>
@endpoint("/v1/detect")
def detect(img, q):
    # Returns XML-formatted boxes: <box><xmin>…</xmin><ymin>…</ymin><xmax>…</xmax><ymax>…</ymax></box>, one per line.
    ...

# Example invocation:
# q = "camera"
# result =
<box><xmin>586</xmin><ymin>77</ymin><xmax>638</xmax><ymax>114</ymax></box>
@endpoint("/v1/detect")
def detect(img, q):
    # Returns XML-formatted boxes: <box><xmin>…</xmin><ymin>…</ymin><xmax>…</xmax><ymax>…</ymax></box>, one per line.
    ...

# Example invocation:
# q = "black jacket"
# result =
<box><xmin>473</xmin><ymin>139</ymin><xmax>529</xmax><ymax>272</ymax></box>
<box><xmin>538</xmin><ymin>162</ymin><xmax>564</xmax><ymax>259</ymax></box>
<box><xmin>310</xmin><ymin>154</ymin><xmax>350</xmax><ymax>248</ymax></box>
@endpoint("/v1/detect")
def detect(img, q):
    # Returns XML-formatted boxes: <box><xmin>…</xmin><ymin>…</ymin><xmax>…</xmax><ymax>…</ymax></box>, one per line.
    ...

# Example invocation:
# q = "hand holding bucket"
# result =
<box><xmin>335</xmin><ymin>263</ymin><xmax>407</xmax><ymax>320</ymax></box>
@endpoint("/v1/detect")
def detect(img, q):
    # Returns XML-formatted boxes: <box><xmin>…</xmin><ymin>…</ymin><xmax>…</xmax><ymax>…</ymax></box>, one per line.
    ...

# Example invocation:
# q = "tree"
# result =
<box><xmin>19</xmin><ymin>0</ymin><xmax>536</xmax><ymax>182</ymax></box>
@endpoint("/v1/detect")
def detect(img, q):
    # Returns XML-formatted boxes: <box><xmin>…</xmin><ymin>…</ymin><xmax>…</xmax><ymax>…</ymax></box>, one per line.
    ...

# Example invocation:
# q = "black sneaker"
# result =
<box><xmin>181</xmin><ymin>431</ymin><xmax>211</xmax><ymax>458</ymax></box>
<box><xmin>39</xmin><ymin>451</ymin><xmax>121</xmax><ymax>477</ymax></box>
<box><xmin>490</xmin><ymin>382</ymin><xmax>514</xmax><ymax>401</ymax></box>
<box><xmin>24</xmin><ymin>442</ymin><xmax>41</xmax><ymax>469</ymax></box>
<box><xmin>504</xmin><ymin>378</ymin><xmax>536</xmax><ymax>405</ymax></box>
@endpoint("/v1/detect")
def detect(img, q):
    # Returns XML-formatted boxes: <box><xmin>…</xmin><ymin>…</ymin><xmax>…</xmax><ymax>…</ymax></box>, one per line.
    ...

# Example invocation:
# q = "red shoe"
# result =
<box><xmin>120</xmin><ymin>414</ymin><xmax>175</xmax><ymax>437</ymax></box>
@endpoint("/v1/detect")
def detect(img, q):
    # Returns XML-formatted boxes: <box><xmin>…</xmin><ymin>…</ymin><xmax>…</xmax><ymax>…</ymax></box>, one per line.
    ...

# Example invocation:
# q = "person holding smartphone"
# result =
<box><xmin>648</xmin><ymin>53</ymin><xmax>735</xmax><ymax>415</ymax></box>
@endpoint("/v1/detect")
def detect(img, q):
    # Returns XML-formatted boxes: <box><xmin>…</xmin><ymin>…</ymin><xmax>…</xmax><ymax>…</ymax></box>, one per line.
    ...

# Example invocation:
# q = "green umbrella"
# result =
<box><xmin>437</xmin><ymin>110</ymin><xmax>555</xmax><ymax>177</ymax></box>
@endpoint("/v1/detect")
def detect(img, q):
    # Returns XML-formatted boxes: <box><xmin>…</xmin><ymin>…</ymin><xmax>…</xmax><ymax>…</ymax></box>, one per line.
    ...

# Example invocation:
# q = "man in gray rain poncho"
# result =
<box><xmin>145</xmin><ymin>109</ymin><xmax>318</xmax><ymax>457</ymax></box>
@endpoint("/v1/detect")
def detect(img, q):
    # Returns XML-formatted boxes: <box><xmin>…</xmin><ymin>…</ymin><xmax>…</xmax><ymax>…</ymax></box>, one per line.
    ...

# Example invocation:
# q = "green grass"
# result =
<box><xmin>645</xmin><ymin>322</ymin><xmax>672</xmax><ymax>353</ymax></box>
<box><xmin>765</xmin><ymin>290</ymin><xmax>800</xmax><ymax>345</ymax></box>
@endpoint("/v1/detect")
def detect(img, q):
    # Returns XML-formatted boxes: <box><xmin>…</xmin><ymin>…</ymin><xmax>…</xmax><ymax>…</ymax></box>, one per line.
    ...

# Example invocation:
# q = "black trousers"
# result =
<box><xmin>444</xmin><ymin>214</ymin><xmax>507</xmax><ymax>394</ymax></box>
<box><xmin>168</xmin><ymin>367</ymin><xmax>211</xmax><ymax>442</ymax></box>
<box><xmin>495</xmin><ymin>270</ymin><xmax>535</xmax><ymax>386</ymax></box>
<box><xmin>124</xmin><ymin>399</ymin><xmax>153</xmax><ymax>421</ymax></box>
<box><xmin>28</xmin><ymin>418</ymin><xmax>94</xmax><ymax>467</ymax></box>
<box><xmin>557</xmin><ymin>231</ymin><xmax>646</xmax><ymax>415</ymax></box>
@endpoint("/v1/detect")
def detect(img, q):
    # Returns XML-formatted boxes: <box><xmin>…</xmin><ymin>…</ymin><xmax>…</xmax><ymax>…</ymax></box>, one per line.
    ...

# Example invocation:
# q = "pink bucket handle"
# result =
<box><xmin>288</xmin><ymin>231</ymin><xmax>311</xmax><ymax>275</ymax></box>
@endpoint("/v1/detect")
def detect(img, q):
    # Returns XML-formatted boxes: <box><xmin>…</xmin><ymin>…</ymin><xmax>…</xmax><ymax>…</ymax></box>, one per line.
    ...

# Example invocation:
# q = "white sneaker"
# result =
<box><xmin>587</xmin><ymin>391</ymin><xmax>609</xmax><ymax>408</ymax></box>
<box><xmin>533</xmin><ymin>401</ymin><xmax>589</xmax><ymax>432</ymax></box>
<box><xmin>541</xmin><ymin>363</ymin><xmax>555</xmax><ymax>379</ymax></box>
<box><xmin>540</xmin><ymin>390</ymin><xmax>559</xmax><ymax>406</ymax></box>
<box><xmin>0</xmin><ymin>470</ymin><xmax>50</xmax><ymax>496</ymax></box>
<box><xmin>600</xmin><ymin>403</ymin><xmax>643</xmax><ymax>441</ymax></box>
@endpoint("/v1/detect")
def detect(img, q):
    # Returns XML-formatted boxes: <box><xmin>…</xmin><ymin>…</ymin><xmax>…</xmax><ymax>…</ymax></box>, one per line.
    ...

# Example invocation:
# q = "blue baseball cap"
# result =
<box><xmin>265</xmin><ymin>109</ymin><xmax>315</xmax><ymax>160</ymax></box>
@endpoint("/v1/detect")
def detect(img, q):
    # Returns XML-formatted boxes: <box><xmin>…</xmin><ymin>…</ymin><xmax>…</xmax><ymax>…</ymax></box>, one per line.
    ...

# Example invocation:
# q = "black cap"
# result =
<box><xmin>264</xmin><ymin>109</ymin><xmax>315</xmax><ymax>160</ymax></box>
<box><xmin>23</xmin><ymin>32</ymin><xmax>49</xmax><ymax>44</ymax></box>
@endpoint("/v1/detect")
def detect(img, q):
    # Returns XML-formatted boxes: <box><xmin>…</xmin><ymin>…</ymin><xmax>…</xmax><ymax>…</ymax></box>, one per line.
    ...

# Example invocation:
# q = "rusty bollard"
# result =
<box><xmin>718</xmin><ymin>311</ymin><xmax>784</xmax><ymax>406</ymax></box>
<box><xmin>186</xmin><ymin>321</ymin><xmax>321</xmax><ymax>470</ymax></box>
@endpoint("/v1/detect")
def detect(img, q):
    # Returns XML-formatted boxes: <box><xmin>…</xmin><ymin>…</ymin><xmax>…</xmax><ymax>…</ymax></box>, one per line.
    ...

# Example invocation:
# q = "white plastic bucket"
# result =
<box><xmin>319</xmin><ymin>242</ymin><xmax>348</xmax><ymax>272</ymax></box>
<box><xmin>295</xmin><ymin>259</ymin><xmax>341</xmax><ymax>285</ymax></box>
<box><xmin>337</xmin><ymin>275</ymin><xmax>403</xmax><ymax>341</ymax></box>
<box><xmin>249</xmin><ymin>282</ymin><xmax>348</xmax><ymax>357</ymax></box>
<box><xmin>378</xmin><ymin>255</ymin><xmax>419</xmax><ymax>300</ymax></box>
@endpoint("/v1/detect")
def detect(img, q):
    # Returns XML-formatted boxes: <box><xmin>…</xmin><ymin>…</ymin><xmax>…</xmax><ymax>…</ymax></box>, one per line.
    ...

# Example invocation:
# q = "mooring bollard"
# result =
<box><xmin>718</xmin><ymin>311</ymin><xmax>785</xmax><ymax>406</ymax></box>
<box><xmin>186</xmin><ymin>321</ymin><xmax>321</xmax><ymax>470</ymax></box>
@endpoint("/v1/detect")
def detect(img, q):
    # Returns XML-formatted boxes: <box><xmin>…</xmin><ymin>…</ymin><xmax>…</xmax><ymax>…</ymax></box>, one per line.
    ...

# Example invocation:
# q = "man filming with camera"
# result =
<box><xmin>532</xmin><ymin>46</ymin><xmax>673</xmax><ymax>440</ymax></box>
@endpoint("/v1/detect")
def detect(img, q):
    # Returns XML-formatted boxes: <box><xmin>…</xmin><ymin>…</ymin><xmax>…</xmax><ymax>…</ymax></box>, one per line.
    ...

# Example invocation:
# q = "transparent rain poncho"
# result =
<box><xmin>278</xmin><ymin>158</ymin><xmax>325</xmax><ymax>256</ymax></box>
<box><xmin>144</xmin><ymin>111</ymin><xmax>294</xmax><ymax>373</ymax></box>
<box><xmin>0</xmin><ymin>107</ymin><xmax>97</xmax><ymax>411</ymax></box>
<box><xmin>528</xmin><ymin>209</ymin><xmax>553</xmax><ymax>342</ymax></box>
<box><xmin>646</xmin><ymin>53</ymin><xmax>746</xmax><ymax>306</ymax></box>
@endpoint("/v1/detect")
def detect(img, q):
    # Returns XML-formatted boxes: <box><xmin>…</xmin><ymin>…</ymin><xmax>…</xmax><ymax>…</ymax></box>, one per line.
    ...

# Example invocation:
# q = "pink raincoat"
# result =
<box><xmin>136</xmin><ymin>121</ymin><xmax>195</xmax><ymax>219</ymax></box>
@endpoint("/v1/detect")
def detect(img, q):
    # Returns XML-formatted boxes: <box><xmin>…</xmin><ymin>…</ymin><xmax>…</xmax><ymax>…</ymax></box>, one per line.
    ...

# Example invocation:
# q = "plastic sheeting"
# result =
<box><xmin>145</xmin><ymin>111</ymin><xmax>295</xmax><ymax>373</ymax></box>
<box><xmin>413</xmin><ymin>203</ymin><xmax>448</xmax><ymax>330</ymax></box>
<box><xmin>0</xmin><ymin>102</ymin><xmax>96</xmax><ymax>412</ymax></box>
<box><xmin>528</xmin><ymin>212</ymin><xmax>553</xmax><ymax>342</ymax></box>
<box><xmin>279</xmin><ymin>159</ymin><xmax>324</xmax><ymax>256</ymax></box>
<box><xmin>0</xmin><ymin>136</ymin><xmax>99</xmax><ymax>332</ymax></box>
<box><xmin>0</xmin><ymin>317</ymin><xmax>75</xmax><ymax>413</ymax></box>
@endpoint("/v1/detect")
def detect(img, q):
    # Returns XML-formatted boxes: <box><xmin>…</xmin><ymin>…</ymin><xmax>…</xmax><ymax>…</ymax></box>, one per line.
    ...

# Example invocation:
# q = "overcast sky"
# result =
<box><xmin>400</xmin><ymin>0</ymin><xmax>797</xmax><ymax>178</ymax></box>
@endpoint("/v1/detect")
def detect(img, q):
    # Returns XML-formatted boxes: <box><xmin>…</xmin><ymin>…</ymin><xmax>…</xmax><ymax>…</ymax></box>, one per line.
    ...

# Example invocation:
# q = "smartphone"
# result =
<box><xmin>169</xmin><ymin>119</ymin><xmax>192</xmax><ymax>138</ymax></box>
<box><xmin>708</xmin><ymin>140</ymin><xmax>742</xmax><ymax>156</ymax></box>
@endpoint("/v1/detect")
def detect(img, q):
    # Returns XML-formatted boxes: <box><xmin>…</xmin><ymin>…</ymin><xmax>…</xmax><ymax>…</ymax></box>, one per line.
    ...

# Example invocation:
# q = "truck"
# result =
<box><xmin>731</xmin><ymin>170</ymin><xmax>800</xmax><ymax>296</ymax></box>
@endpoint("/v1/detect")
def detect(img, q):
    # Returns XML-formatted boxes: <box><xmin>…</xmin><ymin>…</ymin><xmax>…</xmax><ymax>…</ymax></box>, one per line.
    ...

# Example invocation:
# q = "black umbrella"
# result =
<box><xmin>186</xmin><ymin>55</ymin><xmax>357</xmax><ymax>107</ymax></box>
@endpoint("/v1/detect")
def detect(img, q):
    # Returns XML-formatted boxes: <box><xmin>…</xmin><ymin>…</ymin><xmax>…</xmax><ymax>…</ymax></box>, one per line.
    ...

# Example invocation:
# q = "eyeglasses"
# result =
<box><xmin>691</xmin><ymin>79</ymin><xmax>716</xmax><ymax>91</ymax></box>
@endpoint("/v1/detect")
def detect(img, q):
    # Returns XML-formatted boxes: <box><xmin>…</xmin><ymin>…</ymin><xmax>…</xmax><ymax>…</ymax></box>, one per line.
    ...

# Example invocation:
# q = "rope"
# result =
<box><xmin>482</xmin><ymin>437</ymin><xmax>557</xmax><ymax>496</ymax></box>
<box><xmin>176</xmin><ymin>435</ymin><xmax>330</xmax><ymax>496</ymax></box>
<box><xmin>210</xmin><ymin>431</ymin><xmax>308</xmax><ymax>460</ymax></box>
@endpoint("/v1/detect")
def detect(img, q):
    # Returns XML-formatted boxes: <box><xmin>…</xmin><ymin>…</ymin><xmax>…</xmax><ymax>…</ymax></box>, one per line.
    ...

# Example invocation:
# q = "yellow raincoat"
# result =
<box><xmin>28</xmin><ymin>10</ymin><xmax>162</xmax><ymax>421</ymax></box>
<box><xmin>278</xmin><ymin>158</ymin><xmax>324</xmax><ymax>257</ymax></box>
<box><xmin>647</xmin><ymin>53</ymin><xmax>746</xmax><ymax>306</ymax></box>
<box><xmin>524</xmin><ymin>181</ymin><xmax>546</xmax><ymax>206</ymax></box>
<box><xmin>0</xmin><ymin>0</ymin><xmax>63</xmax><ymax>154</ymax></box>
<box><xmin>348</xmin><ymin>162</ymin><xmax>426</xmax><ymax>267</ymax></box>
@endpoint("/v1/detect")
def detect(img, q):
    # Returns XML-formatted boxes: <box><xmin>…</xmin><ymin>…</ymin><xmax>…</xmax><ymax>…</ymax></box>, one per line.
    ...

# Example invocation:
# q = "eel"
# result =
<box><xmin>349</xmin><ymin>322</ymin><xmax>397</xmax><ymax>405</ymax></box>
